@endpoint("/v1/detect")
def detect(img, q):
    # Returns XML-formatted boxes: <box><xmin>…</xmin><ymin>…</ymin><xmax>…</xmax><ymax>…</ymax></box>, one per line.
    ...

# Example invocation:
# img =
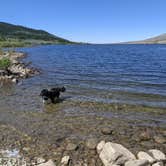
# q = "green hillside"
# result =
<box><xmin>0</xmin><ymin>22</ymin><xmax>72</xmax><ymax>47</ymax></box>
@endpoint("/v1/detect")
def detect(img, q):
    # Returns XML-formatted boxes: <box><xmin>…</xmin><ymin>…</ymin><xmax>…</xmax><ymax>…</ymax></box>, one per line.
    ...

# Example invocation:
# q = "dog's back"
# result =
<box><xmin>51</xmin><ymin>87</ymin><xmax>66</xmax><ymax>93</ymax></box>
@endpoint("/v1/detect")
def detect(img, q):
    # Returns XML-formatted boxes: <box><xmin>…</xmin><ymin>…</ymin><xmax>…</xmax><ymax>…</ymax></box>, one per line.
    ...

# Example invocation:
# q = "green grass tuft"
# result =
<box><xmin>0</xmin><ymin>57</ymin><xmax>11</xmax><ymax>69</ymax></box>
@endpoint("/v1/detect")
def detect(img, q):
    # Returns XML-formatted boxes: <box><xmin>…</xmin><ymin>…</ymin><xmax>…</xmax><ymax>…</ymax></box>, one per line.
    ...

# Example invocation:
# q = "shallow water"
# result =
<box><xmin>0</xmin><ymin>44</ymin><xmax>166</xmax><ymax>113</ymax></box>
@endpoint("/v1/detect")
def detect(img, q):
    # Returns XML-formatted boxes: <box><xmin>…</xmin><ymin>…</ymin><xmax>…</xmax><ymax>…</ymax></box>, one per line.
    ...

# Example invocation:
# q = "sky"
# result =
<box><xmin>0</xmin><ymin>0</ymin><xmax>166</xmax><ymax>43</ymax></box>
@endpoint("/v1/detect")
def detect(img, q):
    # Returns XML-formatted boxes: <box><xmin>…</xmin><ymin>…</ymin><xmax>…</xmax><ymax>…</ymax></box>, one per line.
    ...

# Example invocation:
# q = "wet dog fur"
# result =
<box><xmin>40</xmin><ymin>87</ymin><xmax>66</xmax><ymax>104</ymax></box>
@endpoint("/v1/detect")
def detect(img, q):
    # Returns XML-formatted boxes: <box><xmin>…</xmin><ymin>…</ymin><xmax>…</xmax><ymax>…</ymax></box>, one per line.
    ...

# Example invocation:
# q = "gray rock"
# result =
<box><xmin>99</xmin><ymin>142</ymin><xmax>136</xmax><ymax>166</ymax></box>
<box><xmin>97</xmin><ymin>140</ymin><xmax>106</xmax><ymax>154</ymax></box>
<box><xmin>152</xmin><ymin>162</ymin><xmax>164</xmax><ymax>166</ymax></box>
<box><xmin>66</xmin><ymin>142</ymin><xmax>78</xmax><ymax>151</ymax></box>
<box><xmin>101</xmin><ymin>127</ymin><xmax>113</xmax><ymax>135</ymax></box>
<box><xmin>148</xmin><ymin>149</ymin><xmax>166</xmax><ymax>161</ymax></box>
<box><xmin>137</xmin><ymin>151</ymin><xmax>156</xmax><ymax>164</ymax></box>
<box><xmin>61</xmin><ymin>156</ymin><xmax>70</xmax><ymax>165</ymax></box>
<box><xmin>85</xmin><ymin>138</ymin><xmax>98</xmax><ymax>150</ymax></box>
<box><xmin>22</xmin><ymin>147</ymin><xmax>30</xmax><ymax>152</ymax></box>
<box><xmin>153</xmin><ymin>135</ymin><xmax>166</xmax><ymax>144</ymax></box>
<box><xmin>36</xmin><ymin>157</ymin><xmax>46</xmax><ymax>164</ymax></box>
<box><xmin>140</xmin><ymin>131</ymin><xmax>151</xmax><ymax>141</ymax></box>
<box><xmin>37</xmin><ymin>159</ymin><xmax>55</xmax><ymax>166</ymax></box>
<box><xmin>125</xmin><ymin>159</ymin><xmax>150</xmax><ymax>166</ymax></box>
<box><xmin>12</xmin><ymin>78</ymin><xmax>18</xmax><ymax>83</ymax></box>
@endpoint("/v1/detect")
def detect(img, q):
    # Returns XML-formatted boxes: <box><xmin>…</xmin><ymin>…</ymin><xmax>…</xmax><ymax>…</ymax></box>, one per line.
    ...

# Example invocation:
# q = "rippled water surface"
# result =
<box><xmin>1</xmin><ymin>44</ymin><xmax>166</xmax><ymax>112</ymax></box>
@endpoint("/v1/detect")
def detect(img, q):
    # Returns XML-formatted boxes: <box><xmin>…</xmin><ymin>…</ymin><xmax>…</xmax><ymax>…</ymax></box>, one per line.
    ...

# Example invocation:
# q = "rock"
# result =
<box><xmin>12</xmin><ymin>78</ymin><xmax>18</xmax><ymax>83</ymax></box>
<box><xmin>153</xmin><ymin>135</ymin><xmax>166</xmax><ymax>144</ymax></box>
<box><xmin>148</xmin><ymin>149</ymin><xmax>166</xmax><ymax>161</ymax></box>
<box><xmin>61</xmin><ymin>156</ymin><xmax>70</xmax><ymax>165</ymax></box>
<box><xmin>36</xmin><ymin>157</ymin><xmax>46</xmax><ymax>164</ymax></box>
<box><xmin>97</xmin><ymin>140</ymin><xmax>106</xmax><ymax>154</ymax></box>
<box><xmin>66</xmin><ymin>142</ymin><xmax>78</xmax><ymax>151</ymax></box>
<box><xmin>99</xmin><ymin>142</ymin><xmax>136</xmax><ymax>166</ymax></box>
<box><xmin>140</xmin><ymin>141</ymin><xmax>154</xmax><ymax>149</ymax></box>
<box><xmin>22</xmin><ymin>147</ymin><xmax>30</xmax><ymax>152</ymax></box>
<box><xmin>101</xmin><ymin>127</ymin><xmax>113</xmax><ymax>135</ymax></box>
<box><xmin>85</xmin><ymin>138</ymin><xmax>98</xmax><ymax>150</ymax></box>
<box><xmin>152</xmin><ymin>162</ymin><xmax>164</xmax><ymax>166</ymax></box>
<box><xmin>125</xmin><ymin>159</ymin><xmax>150</xmax><ymax>166</ymax></box>
<box><xmin>37</xmin><ymin>159</ymin><xmax>55</xmax><ymax>166</ymax></box>
<box><xmin>137</xmin><ymin>151</ymin><xmax>156</xmax><ymax>164</ymax></box>
<box><xmin>162</xmin><ymin>130</ymin><xmax>166</xmax><ymax>136</ymax></box>
<box><xmin>140</xmin><ymin>131</ymin><xmax>151</xmax><ymax>141</ymax></box>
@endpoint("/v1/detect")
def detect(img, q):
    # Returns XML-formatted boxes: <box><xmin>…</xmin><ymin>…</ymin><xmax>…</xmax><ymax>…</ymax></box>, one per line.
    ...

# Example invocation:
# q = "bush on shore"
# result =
<box><xmin>0</xmin><ymin>57</ymin><xmax>11</xmax><ymax>69</ymax></box>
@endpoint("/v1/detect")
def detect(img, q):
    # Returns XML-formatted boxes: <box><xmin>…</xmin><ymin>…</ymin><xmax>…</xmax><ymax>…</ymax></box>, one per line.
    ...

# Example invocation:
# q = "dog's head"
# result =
<box><xmin>40</xmin><ymin>89</ymin><xmax>51</xmax><ymax>104</ymax></box>
<box><xmin>60</xmin><ymin>86</ymin><xmax>66</xmax><ymax>92</ymax></box>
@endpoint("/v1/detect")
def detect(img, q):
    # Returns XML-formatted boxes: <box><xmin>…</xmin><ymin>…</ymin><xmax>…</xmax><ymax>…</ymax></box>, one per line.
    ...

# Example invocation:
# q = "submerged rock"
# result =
<box><xmin>101</xmin><ymin>127</ymin><xmax>113</xmax><ymax>135</ymax></box>
<box><xmin>85</xmin><ymin>138</ymin><xmax>98</xmax><ymax>150</ymax></box>
<box><xmin>140</xmin><ymin>131</ymin><xmax>152</xmax><ymax>141</ymax></box>
<box><xmin>153</xmin><ymin>135</ymin><xmax>166</xmax><ymax>144</ymax></box>
<box><xmin>66</xmin><ymin>142</ymin><xmax>78</xmax><ymax>151</ymax></box>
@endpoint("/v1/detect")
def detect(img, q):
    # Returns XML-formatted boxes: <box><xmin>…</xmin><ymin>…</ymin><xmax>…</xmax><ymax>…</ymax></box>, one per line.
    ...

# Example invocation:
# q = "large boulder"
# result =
<box><xmin>137</xmin><ymin>151</ymin><xmax>156</xmax><ymax>164</ymax></box>
<box><xmin>148</xmin><ymin>149</ymin><xmax>166</xmax><ymax>161</ymax></box>
<box><xmin>99</xmin><ymin>142</ymin><xmax>136</xmax><ymax>166</ymax></box>
<box><xmin>97</xmin><ymin>140</ymin><xmax>106</xmax><ymax>154</ymax></box>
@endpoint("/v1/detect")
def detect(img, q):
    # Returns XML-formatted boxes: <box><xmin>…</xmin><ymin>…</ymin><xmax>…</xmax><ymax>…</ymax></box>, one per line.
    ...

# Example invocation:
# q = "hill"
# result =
<box><xmin>125</xmin><ymin>33</ymin><xmax>166</xmax><ymax>44</ymax></box>
<box><xmin>0</xmin><ymin>22</ymin><xmax>72</xmax><ymax>47</ymax></box>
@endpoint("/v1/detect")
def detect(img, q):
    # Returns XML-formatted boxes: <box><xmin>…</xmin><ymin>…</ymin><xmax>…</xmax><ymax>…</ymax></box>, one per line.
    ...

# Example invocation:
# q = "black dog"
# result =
<box><xmin>40</xmin><ymin>87</ymin><xmax>66</xmax><ymax>104</ymax></box>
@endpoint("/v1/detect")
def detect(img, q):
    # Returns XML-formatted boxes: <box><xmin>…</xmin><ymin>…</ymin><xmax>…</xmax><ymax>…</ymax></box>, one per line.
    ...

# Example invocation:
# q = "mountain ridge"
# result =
<box><xmin>124</xmin><ymin>33</ymin><xmax>166</xmax><ymax>44</ymax></box>
<box><xmin>0</xmin><ymin>22</ymin><xmax>72</xmax><ymax>47</ymax></box>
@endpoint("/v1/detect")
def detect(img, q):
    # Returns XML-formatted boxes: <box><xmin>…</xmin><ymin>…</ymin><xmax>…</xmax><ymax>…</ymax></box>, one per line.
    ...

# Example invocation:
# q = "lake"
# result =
<box><xmin>1</xmin><ymin>44</ymin><xmax>166</xmax><ymax>112</ymax></box>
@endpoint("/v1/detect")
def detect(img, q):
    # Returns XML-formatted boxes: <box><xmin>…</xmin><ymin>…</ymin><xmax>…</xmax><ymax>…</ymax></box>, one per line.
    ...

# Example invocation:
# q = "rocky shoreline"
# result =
<box><xmin>0</xmin><ymin>51</ymin><xmax>39</xmax><ymax>83</ymax></box>
<box><xmin>0</xmin><ymin>140</ymin><xmax>165</xmax><ymax>166</ymax></box>
<box><xmin>0</xmin><ymin>103</ymin><xmax>165</xmax><ymax>166</ymax></box>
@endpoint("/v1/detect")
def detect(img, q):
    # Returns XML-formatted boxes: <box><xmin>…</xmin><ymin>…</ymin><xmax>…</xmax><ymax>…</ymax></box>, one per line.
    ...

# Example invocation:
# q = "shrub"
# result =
<box><xmin>0</xmin><ymin>47</ymin><xmax>3</xmax><ymax>55</ymax></box>
<box><xmin>0</xmin><ymin>57</ymin><xmax>11</xmax><ymax>69</ymax></box>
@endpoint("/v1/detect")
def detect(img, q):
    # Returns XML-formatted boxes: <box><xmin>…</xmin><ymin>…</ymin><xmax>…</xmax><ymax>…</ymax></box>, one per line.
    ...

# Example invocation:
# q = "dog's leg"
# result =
<box><xmin>51</xmin><ymin>97</ymin><xmax>55</xmax><ymax>103</ymax></box>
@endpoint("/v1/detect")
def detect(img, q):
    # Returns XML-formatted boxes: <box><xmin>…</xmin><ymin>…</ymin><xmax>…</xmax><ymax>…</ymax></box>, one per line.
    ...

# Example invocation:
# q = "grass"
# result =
<box><xmin>0</xmin><ymin>38</ymin><xmax>75</xmax><ymax>48</ymax></box>
<box><xmin>0</xmin><ymin>57</ymin><xmax>11</xmax><ymax>69</ymax></box>
<box><xmin>0</xmin><ymin>39</ymin><xmax>29</xmax><ymax>47</ymax></box>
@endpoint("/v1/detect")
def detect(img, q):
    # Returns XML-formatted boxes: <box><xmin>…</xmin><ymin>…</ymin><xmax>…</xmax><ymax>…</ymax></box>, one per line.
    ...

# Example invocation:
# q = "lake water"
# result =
<box><xmin>1</xmin><ymin>44</ymin><xmax>166</xmax><ymax>112</ymax></box>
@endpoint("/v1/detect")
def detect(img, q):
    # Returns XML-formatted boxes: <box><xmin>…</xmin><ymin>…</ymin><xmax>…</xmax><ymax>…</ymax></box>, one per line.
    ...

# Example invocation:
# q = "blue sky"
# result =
<box><xmin>0</xmin><ymin>0</ymin><xmax>166</xmax><ymax>43</ymax></box>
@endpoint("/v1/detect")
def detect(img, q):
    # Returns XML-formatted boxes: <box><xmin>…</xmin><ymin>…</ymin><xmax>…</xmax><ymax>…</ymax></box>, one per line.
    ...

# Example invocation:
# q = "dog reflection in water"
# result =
<box><xmin>40</xmin><ymin>87</ymin><xmax>66</xmax><ymax>104</ymax></box>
